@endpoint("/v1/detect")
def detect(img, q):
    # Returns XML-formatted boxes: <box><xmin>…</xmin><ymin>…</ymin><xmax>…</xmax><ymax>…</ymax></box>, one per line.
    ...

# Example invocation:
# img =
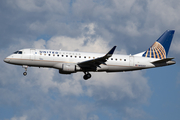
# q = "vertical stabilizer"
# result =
<box><xmin>142</xmin><ymin>30</ymin><xmax>175</xmax><ymax>59</ymax></box>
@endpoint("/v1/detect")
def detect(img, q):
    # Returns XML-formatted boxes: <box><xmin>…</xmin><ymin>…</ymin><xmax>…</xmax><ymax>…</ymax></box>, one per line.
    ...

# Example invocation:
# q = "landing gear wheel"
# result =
<box><xmin>83</xmin><ymin>75</ymin><xmax>87</xmax><ymax>80</ymax></box>
<box><xmin>83</xmin><ymin>73</ymin><xmax>91</xmax><ymax>80</ymax></box>
<box><xmin>86</xmin><ymin>73</ymin><xmax>91</xmax><ymax>78</ymax></box>
<box><xmin>22</xmin><ymin>65</ymin><xmax>28</xmax><ymax>76</ymax></box>
<box><xmin>23</xmin><ymin>72</ymin><xmax>27</xmax><ymax>76</ymax></box>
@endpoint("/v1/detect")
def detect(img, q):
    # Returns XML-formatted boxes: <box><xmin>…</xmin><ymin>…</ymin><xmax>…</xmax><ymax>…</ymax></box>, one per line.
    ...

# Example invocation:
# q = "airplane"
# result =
<box><xmin>4</xmin><ymin>30</ymin><xmax>176</xmax><ymax>80</ymax></box>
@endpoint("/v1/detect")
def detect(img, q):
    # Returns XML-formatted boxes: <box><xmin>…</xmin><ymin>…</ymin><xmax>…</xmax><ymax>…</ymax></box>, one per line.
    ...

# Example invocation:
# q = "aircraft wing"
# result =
<box><xmin>77</xmin><ymin>46</ymin><xmax>116</xmax><ymax>68</ymax></box>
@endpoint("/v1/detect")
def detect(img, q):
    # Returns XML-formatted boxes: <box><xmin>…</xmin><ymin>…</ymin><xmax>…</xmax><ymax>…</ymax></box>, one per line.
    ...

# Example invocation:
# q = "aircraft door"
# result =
<box><xmin>30</xmin><ymin>49</ymin><xmax>35</xmax><ymax>60</ymax></box>
<box><xmin>129</xmin><ymin>56</ymin><xmax>134</xmax><ymax>66</ymax></box>
<box><xmin>34</xmin><ymin>50</ymin><xmax>39</xmax><ymax>60</ymax></box>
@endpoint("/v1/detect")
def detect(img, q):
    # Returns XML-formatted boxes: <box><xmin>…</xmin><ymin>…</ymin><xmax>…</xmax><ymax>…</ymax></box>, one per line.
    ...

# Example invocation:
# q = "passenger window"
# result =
<box><xmin>84</xmin><ymin>56</ymin><xmax>86</xmax><ymax>58</ymax></box>
<box><xmin>66</xmin><ymin>55</ymin><xmax>68</xmax><ymax>57</ymax></box>
<box><xmin>115</xmin><ymin>58</ymin><xmax>117</xmax><ymax>61</ymax></box>
<box><xmin>57</xmin><ymin>55</ymin><xmax>59</xmax><ymax>57</ymax></box>
<box><xmin>120</xmin><ymin>59</ymin><xmax>122</xmax><ymax>61</ymax></box>
<box><xmin>111</xmin><ymin>58</ymin><xmax>113</xmax><ymax>60</ymax></box>
<box><xmin>124</xmin><ymin>59</ymin><xmax>126</xmax><ymax>61</ymax></box>
<box><xmin>62</xmin><ymin>55</ymin><xmax>64</xmax><ymax>57</ymax></box>
<box><xmin>70</xmin><ymin>55</ymin><xmax>72</xmax><ymax>57</ymax></box>
<box><xmin>79</xmin><ymin>56</ymin><xmax>81</xmax><ymax>58</ymax></box>
<box><xmin>75</xmin><ymin>56</ymin><xmax>77</xmax><ymax>58</ymax></box>
<box><xmin>49</xmin><ymin>54</ymin><xmax>51</xmax><ymax>56</ymax></box>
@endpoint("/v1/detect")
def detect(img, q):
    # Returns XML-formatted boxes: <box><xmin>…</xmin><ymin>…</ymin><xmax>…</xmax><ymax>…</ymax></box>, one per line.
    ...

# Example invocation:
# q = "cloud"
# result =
<box><xmin>7</xmin><ymin>0</ymin><xmax>68</xmax><ymax>13</ymax></box>
<box><xmin>2</xmin><ymin>0</ymin><xmax>180</xmax><ymax>53</ymax></box>
<box><xmin>171</xmin><ymin>40</ymin><xmax>180</xmax><ymax>54</ymax></box>
<box><xmin>35</xmin><ymin>23</ymin><xmax>150</xmax><ymax>119</ymax></box>
<box><xmin>33</xmin><ymin>39</ymin><xmax>46</xmax><ymax>49</ymax></box>
<box><xmin>147</xmin><ymin>0</ymin><xmax>180</xmax><ymax>28</ymax></box>
<box><xmin>2</xmin><ymin>0</ymin><xmax>180</xmax><ymax>119</ymax></box>
<box><xmin>11</xmin><ymin>115</ymin><xmax>27</xmax><ymax>120</ymax></box>
<box><xmin>0</xmin><ymin>22</ymin><xmax>151</xmax><ymax>120</ymax></box>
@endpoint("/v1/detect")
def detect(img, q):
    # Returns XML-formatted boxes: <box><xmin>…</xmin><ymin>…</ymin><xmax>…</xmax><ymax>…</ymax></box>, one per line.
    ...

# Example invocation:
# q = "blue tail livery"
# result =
<box><xmin>142</xmin><ymin>30</ymin><xmax>175</xmax><ymax>59</ymax></box>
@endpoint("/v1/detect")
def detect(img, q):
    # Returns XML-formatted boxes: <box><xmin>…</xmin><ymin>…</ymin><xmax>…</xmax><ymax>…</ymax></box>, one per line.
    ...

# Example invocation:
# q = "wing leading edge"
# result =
<box><xmin>77</xmin><ymin>46</ymin><xmax>116</xmax><ymax>68</ymax></box>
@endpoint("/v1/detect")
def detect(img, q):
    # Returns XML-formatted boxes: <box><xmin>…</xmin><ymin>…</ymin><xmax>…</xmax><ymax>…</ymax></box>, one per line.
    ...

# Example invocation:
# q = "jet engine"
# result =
<box><xmin>59</xmin><ymin>63</ymin><xmax>80</xmax><ymax>74</ymax></box>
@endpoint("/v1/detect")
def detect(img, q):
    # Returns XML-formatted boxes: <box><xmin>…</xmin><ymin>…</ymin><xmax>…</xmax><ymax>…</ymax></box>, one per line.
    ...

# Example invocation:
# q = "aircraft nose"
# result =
<box><xmin>4</xmin><ymin>58</ymin><xmax>10</xmax><ymax>63</ymax></box>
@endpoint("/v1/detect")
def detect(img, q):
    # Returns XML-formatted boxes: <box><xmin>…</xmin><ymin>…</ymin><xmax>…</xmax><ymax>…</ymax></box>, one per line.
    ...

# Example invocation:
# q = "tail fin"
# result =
<box><xmin>142</xmin><ymin>30</ymin><xmax>175</xmax><ymax>59</ymax></box>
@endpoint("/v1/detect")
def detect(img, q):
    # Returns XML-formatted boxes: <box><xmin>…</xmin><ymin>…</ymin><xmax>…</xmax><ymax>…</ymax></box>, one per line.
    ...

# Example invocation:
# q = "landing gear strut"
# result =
<box><xmin>22</xmin><ymin>65</ymin><xmax>28</xmax><ymax>76</ymax></box>
<box><xmin>83</xmin><ymin>72</ymin><xmax>91</xmax><ymax>80</ymax></box>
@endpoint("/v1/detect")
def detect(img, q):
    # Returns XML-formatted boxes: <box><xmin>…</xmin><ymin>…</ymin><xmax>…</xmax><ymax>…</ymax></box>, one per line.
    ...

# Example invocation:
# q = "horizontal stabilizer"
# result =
<box><xmin>151</xmin><ymin>58</ymin><xmax>174</xmax><ymax>64</ymax></box>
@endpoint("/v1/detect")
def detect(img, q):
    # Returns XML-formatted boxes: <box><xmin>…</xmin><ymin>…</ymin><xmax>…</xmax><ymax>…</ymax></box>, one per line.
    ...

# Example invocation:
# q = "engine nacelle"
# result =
<box><xmin>59</xmin><ymin>63</ymin><xmax>79</xmax><ymax>74</ymax></box>
<box><xmin>53</xmin><ymin>63</ymin><xmax>81</xmax><ymax>74</ymax></box>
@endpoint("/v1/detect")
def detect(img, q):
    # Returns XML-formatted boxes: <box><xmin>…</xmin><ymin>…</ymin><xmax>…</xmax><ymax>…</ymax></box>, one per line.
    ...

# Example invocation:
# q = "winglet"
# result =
<box><xmin>105</xmin><ymin>46</ymin><xmax>116</xmax><ymax>58</ymax></box>
<box><xmin>77</xmin><ymin>46</ymin><xmax>117</xmax><ymax>68</ymax></box>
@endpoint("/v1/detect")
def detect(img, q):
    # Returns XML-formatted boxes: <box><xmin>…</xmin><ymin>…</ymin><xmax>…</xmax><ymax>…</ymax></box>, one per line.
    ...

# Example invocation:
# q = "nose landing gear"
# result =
<box><xmin>22</xmin><ymin>65</ymin><xmax>28</xmax><ymax>76</ymax></box>
<box><xmin>83</xmin><ymin>72</ymin><xmax>91</xmax><ymax>80</ymax></box>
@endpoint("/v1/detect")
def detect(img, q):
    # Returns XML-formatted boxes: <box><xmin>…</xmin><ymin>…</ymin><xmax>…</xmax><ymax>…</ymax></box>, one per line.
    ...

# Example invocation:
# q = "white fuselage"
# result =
<box><xmin>4</xmin><ymin>48</ymin><xmax>172</xmax><ymax>74</ymax></box>
<box><xmin>4</xmin><ymin>30</ymin><xmax>176</xmax><ymax>80</ymax></box>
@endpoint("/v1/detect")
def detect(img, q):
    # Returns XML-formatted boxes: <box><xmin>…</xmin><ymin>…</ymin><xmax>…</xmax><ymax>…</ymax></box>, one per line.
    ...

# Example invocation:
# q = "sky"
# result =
<box><xmin>0</xmin><ymin>0</ymin><xmax>180</xmax><ymax>120</ymax></box>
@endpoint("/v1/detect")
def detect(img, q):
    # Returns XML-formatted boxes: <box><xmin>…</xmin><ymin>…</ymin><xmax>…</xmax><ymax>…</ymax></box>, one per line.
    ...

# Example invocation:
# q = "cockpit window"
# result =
<box><xmin>18</xmin><ymin>51</ymin><xmax>22</xmax><ymax>54</ymax></box>
<box><xmin>13</xmin><ymin>51</ymin><xmax>23</xmax><ymax>54</ymax></box>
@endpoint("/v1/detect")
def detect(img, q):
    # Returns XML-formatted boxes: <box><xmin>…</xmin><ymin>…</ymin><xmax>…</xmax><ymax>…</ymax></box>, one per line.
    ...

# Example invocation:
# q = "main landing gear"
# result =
<box><xmin>83</xmin><ymin>72</ymin><xmax>91</xmax><ymax>80</ymax></box>
<box><xmin>22</xmin><ymin>65</ymin><xmax>28</xmax><ymax>76</ymax></box>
